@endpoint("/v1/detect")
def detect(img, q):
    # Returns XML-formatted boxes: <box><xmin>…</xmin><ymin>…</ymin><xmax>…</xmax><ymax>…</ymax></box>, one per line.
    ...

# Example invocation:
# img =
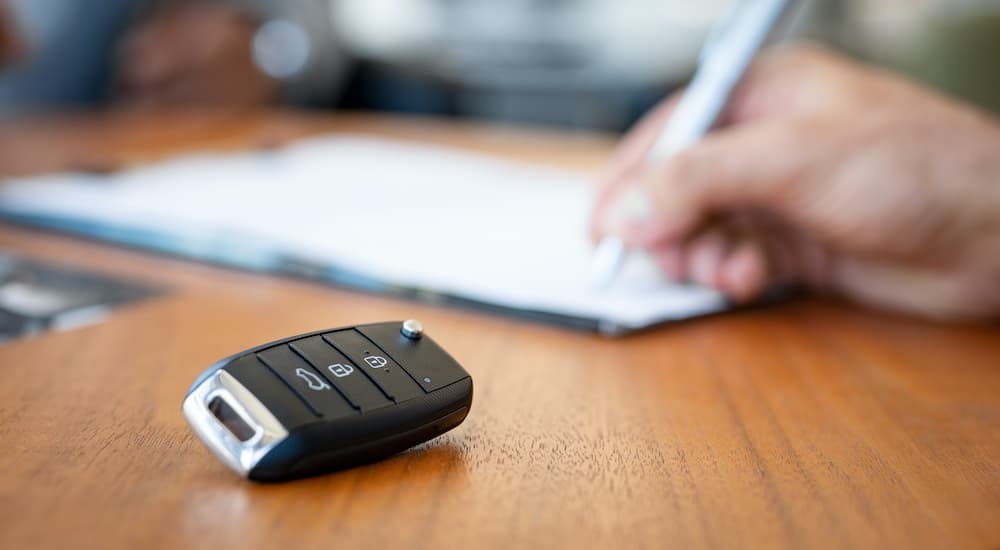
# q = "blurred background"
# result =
<box><xmin>1</xmin><ymin>0</ymin><xmax>999</xmax><ymax>131</ymax></box>
<box><xmin>0</xmin><ymin>0</ymin><xmax>998</xmax><ymax>343</ymax></box>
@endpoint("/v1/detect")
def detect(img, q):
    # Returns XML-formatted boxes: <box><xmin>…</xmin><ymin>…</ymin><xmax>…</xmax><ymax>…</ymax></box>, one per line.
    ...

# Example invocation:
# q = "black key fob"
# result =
<box><xmin>183</xmin><ymin>320</ymin><xmax>473</xmax><ymax>481</ymax></box>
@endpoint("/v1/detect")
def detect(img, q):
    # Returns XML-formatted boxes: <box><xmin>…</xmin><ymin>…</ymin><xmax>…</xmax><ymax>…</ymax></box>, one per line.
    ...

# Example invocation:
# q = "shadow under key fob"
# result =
<box><xmin>183</xmin><ymin>320</ymin><xmax>473</xmax><ymax>481</ymax></box>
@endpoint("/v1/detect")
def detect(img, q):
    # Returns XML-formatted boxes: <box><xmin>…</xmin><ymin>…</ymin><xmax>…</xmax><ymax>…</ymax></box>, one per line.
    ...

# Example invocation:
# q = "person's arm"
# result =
<box><xmin>0</xmin><ymin>2</ymin><xmax>24</xmax><ymax>64</ymax></box>
<box><xmin>590</xmin><ymin>44</ymin><xmax>1000</xmax><ymax>321</ymax></box>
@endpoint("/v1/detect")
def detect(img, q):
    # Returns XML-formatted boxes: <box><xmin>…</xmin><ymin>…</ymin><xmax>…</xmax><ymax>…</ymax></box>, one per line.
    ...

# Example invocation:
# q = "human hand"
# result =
<box><xmin>116</xmin><ymin>2</ymin><xmax>280</xmax><ymax>107</ymax></box>
<box><xmin>590</xmin><ymin>45</ymin><xmax>1000</xmax><ymax>321</ymax></box>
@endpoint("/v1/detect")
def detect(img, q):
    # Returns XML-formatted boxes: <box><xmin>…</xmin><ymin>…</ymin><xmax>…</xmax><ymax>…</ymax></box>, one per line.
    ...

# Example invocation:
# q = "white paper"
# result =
<box><xmin>0</xmin><ymin>136</ymin><xmax>726</xmax><ymax>331</ymax></box>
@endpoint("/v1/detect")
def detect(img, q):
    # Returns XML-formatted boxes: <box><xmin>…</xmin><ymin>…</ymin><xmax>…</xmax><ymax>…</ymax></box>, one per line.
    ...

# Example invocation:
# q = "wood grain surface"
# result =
<box><xmin>0</xmin><ymin>111</ymin><xmax>998</xmax><ymax>550</ymax></box>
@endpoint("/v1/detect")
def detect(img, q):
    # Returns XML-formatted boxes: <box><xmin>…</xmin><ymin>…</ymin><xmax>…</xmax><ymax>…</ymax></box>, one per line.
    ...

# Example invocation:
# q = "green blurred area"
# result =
<box><xmin>889</xmin><ymin>12</ymin><xmax>1000</xmax><ymax>115</ymax></box>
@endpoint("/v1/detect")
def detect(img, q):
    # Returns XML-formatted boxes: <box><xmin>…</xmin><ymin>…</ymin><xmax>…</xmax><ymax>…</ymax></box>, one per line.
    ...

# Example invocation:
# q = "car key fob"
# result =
<box><xmin>183</xmin><ymin>320</ymin><xmax>472</xmax><ymax>481</ymax></box>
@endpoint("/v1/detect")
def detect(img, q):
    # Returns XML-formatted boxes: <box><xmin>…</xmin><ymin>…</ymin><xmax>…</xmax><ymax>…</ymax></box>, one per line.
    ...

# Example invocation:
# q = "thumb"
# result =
<box><xmin>629</xmin><ymin>120</ymin><xmax>816</xmax><ymax>246</ymax></box>
<box><xmin>589</xmin><ymin>94</ymin><xmax>681</xmax><ymax>241</ymax></box>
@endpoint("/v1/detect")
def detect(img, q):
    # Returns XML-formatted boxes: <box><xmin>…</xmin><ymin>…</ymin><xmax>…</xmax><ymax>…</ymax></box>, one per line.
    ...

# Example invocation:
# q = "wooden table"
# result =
<box><xmin>1</xmin><ymin>110</ymin><xmax>998</xmax><ymax>550</ymax></box>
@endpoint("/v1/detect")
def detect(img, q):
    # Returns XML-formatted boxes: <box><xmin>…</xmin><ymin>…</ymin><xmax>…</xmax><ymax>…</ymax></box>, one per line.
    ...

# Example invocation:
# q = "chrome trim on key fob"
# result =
<box><xmin>183</xmin><ymin>369</ymin><xmax>289</xmax><ymax>477</ymax></box>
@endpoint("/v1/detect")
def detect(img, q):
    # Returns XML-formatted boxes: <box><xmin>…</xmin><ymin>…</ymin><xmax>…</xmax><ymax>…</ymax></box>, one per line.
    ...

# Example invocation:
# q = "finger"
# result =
<box><xmin>589</xmin><ymin>94</ymin><xmax>682</xmax><ymax>240</ymax></box>
<box><xmin>645</xmin><ymin>207</ymin><xmax>797</xmax><ymax>301</ymax></box>
<box><xmin>687</xmin><ymin>230</ymin><xmax>730</xmax><ymax>288</ymax></box>
<box><xmin>601</xmin><ymin>94</ymin><xmax>683</xmax><ymax>184</ymax></box>
<box><xmin>730</xmin><ymin>212</ymin><xmax>804</xmax><ymax>284</ymax></box>
<box><xmin>652</xmin><ymin>245</ymin><xmax>685</xmax><ymax>282</ymax></box>
<box><xmin>682</xmin><ymin>218</ymin><xmax>773</xmax><ymax>302</ymax></box>
<box><xmin>713</xmin><ymin>216</ymin><xmax>852</xmax><ymax>304</ymax></box>
<box><xmin>717</xmin><ymin>239</ymin><xmax>770</xmax><ymax>303</ymax></box>
<box><xmin>592</xmin><ymin>44</ymin><xmax>845</xmax><ymax>244</ymax></box>
<box><xmin>648</xmin><ymin>219</ymin><xmax>733</xmax><ymax>285</ymax></box>
<box><xmin>631</xmin><ymin>119</ymin><xmax>816</xmax><ymax>247</ymax></box>
<box><xmin>712</xmin><ymin>214</ymin><xmax>811</xmax><ymax>301</ymax></box>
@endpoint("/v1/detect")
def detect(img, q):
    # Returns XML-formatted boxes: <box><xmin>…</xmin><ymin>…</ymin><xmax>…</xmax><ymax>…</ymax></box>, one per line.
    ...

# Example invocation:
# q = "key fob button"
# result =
<box><xmin>323</xmin><ymin>330</ymin><xmax>424</xmax><ymax>404</ymax></box>
<box><xmin>257</xmin><ymin>346</ymin><xmax>357</xmax><ymax>419</ymax></box>
<box><xmin>289</xmin><ymin>336</ymin><xmax>393</xmax><ymax>413</ymax></box>
<box><xmin>357</xmin><ymin>323</ymin><xmax>467</xmax><ymax>392</ymax></box>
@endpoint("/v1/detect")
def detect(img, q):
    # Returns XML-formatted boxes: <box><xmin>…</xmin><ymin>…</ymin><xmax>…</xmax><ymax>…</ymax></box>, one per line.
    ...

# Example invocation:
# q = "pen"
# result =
<box><xmin>590</xmin><ymin>0</ymin><xmax>796</xmax><ymax>289</ymax></box>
